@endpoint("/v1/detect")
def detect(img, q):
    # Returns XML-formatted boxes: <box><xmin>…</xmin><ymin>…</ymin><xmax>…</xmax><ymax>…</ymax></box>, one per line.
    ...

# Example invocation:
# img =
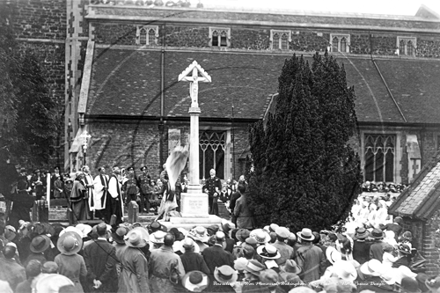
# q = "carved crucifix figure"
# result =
<box><xmin>179</xmin><ymin>61</ymin><xmax>211</xmax><ymax>108</ymax></box>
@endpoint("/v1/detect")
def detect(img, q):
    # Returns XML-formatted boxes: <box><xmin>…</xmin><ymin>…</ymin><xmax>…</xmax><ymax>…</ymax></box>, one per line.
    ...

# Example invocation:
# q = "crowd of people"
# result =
<box><xmin>1</xmin><ymin>175</ymin><xmax>440</xmax><ymax>293</ymax></box>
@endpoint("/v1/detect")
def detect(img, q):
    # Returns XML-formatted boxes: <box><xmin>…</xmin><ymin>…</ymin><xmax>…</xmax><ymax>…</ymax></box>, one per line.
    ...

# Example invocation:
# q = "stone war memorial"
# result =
<box><xmin>159</xmin><ymin>60</ymin><xmax>223</xmax><ymax>229</ymax></box>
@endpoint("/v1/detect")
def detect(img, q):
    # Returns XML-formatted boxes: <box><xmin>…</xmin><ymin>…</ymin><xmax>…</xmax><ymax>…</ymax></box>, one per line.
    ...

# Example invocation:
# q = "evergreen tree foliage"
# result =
<box><xmin>0</xmin><ymin>5</ymin><xmax>57</xmax><ymax>166</ymax></box>
<box><xmin>247</xmin><ymin>52</ymin><xmax>361</xmax><ymax>231</ymax></box>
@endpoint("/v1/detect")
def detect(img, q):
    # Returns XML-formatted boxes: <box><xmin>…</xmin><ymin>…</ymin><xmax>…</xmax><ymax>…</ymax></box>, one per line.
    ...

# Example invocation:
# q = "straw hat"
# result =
<box><xmin>244</xmin><ymin>259</ymin><xmax>266</xmax><ymax>276</ymax></box>
<box><xmin>297</xmin><ymin>228</ymin><xmax>315</xmax><ymax>242</ymax></box>
<box><xmin>275</xmin><ymin>227</ymin><xmax>290</xmax><ymax>239</ymax></box>
<box><xmin>250</xmin><ymin>229</ymin><xmax>271</xmax><ymax>244</ymax></box>
<box><xmin>179</xmin><ymin>237</ymin><xmax>200</xmax><ymax>254</ymax></box>
<box><xmin>181</xmin><ymin>271</ymin><xmax>209</xmax><ymax>292</ymax></box>
<box><xmin>125</xmin><ymin>229</ymin><xmax>147</xmax><ymax>248</ymax></box>
<box><xmin>332</xmin><ymin>260</ymin><xmax>358</xmax><ymax>283</ymax></box>
<box><xmin>214</xmin><ymin>265</ymin><xmax>238</xmax><ymax>284</ymax></box>
<box><xmin>150</xmin><ymin>230</ymin><xmax>167</xmax><ymax>244</ymax></box>
<box><xmin>57</xmin><ymin>231</ymin><xmax>83</xmax><ymax>255</ymax></box>
<box><xmin>234</xmin><ymin>257</ymin><xmax>248</xmax><ymax>271</ymax></box>
<box><xmin>35</xmin><ymin>274</ymin><xmax>75</xmax><ymax>293</ymax></box>
<box><xmin>269</xmin><ymin>223</ymin><xmax>280</xmax><ymax>232</ymax></box>
<box><xmin>360</xmin><ymin>259</ymin><xmax>383</xmax><ymax>277</ymax></box>
<box><xmin>326</xmin><ymin>246</ymin><xmax>342</xmax><ymax>264</ymax></box>
<box><xmin>188</xmin><ymin>226</ymin><xmax>210</xmax><ymax>243</ymax></box>
<box><xmin>30</xmin><ymin>235</ymin><xmax>51</xmax><ymax>253</ymax></box>
<box><xmin>256</xmin><ymin>244</ymin><xmax>281</xmax><ymax>260</ymax></box>
<box><xmin>282</xmin><ymin>259</ymin><xmax>302</xmax><ymax>275</ymax></box>
<box><xmin>75</xmin><ymin>224</ymin><xmax>93</xmax><ymax>238</ymax></box>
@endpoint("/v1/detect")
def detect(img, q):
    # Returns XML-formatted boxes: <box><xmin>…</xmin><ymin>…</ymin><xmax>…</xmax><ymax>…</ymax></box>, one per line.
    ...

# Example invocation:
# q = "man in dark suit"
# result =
<box><xmin>203</xmin><ymin>169</ymin><xmax>222</xmax><ymax>215</ymax></box>
<box><xmin>83</xmin><ymin>222</ymin><xmax>118</xmax><ymax>292</ymax></box>
<box><xmin>201</xmin><ymin>231</ymin><xmax>235</xmax><ymax>275</ymax></box>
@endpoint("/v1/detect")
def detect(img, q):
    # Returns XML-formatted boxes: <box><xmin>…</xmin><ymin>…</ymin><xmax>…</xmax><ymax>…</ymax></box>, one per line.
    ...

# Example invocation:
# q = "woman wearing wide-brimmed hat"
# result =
<box><xmin>54</xmin><ymin>230</ymin><xmax>87</xmax><ymax>292</ymax></box>
<box><xmin>119</xmin><ymin>228</ymin><xmax>151</xmax><ymax>293</ymax></box>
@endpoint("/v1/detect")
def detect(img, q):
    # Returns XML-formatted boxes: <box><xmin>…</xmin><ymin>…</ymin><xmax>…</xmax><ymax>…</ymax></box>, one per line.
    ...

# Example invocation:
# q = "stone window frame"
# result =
<box><xmin>209</xmin><ymin>27</ymin><xmax>231</xmax><ymax>48</ymax></box>
<box><xmin>397</xmin><ymin>36</ymin><xmax>417</xmax><ymax>56</ymax></box>
<box><xmin>330</xmin><ymin>33</ymin><xmax>350</xmax><ymax>53</ymax></box>
<box><xmin>136</xmin><ymin>25</ymin><xmax>159</xmax><ymax>45</ymax></box>
<box><xmin>363</xmin><ymin>133</ymin><xmax>397</xmax><ymax>183</ymax></box>
<box><xmin>270</xmin><ymin>30</ymin><xmax>291</xmax><ymax>50</ymax></box>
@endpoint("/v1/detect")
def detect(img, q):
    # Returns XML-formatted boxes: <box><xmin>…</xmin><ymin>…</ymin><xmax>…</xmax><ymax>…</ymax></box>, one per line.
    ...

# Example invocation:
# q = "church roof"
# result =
<box><xmin>389</xmin><ymin>151</ymin><xmax>440</xmax><ymax>221</ymax></box>
<box><xmin>86</xmin><ymin>47</ymin><xmax>440</xmax><ymax>124</ymax></box>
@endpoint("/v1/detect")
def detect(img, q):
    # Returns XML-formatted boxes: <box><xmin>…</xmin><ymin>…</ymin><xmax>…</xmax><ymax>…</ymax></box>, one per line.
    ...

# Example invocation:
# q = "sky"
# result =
<box><xmin>201</xmin><ymin>0</ymin><xmax>440</xmax><ymax>16</ymax></box>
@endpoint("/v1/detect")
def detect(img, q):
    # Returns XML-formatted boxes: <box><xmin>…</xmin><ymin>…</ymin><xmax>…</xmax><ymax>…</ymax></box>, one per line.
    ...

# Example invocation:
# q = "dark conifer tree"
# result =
<box><xmin>248</xmin><ymin>52</ymin><xmax>361</xmax><ymax>231</ymax></box>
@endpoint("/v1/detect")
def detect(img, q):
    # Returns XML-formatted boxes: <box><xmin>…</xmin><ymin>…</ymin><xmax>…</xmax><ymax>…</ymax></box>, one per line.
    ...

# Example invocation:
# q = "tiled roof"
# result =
<box><xmin>87</xmin><ymin>48</ymin><xmax>440</xmax><ymax>124</ymax></box>
<box><xmin>389</xmin><ymin>152</ymin><xmax>440</xmax><ymax>220</ymax></box>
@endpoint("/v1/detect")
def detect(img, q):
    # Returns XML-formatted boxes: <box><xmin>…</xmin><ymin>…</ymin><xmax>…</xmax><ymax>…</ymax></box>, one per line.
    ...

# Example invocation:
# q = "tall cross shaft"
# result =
<box><xmin>178</xmin><ymin>61</ymin><xmax>211</xmax><ymax>190</ymax></box>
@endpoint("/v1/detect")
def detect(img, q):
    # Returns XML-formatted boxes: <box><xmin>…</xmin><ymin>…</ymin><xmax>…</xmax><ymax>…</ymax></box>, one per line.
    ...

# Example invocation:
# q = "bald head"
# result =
<box><xmin>164</xmin><ymin>233</ymin><xmax>175</xmax><ymax>247</ymax></box>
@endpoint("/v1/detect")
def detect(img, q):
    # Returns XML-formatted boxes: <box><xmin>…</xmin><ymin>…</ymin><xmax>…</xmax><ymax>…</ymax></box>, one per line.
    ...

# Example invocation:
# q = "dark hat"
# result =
<box><xmin>169</xmin><ymin>228</ymin><xmax>185</xmax><ymax>241</ymax></box>
<box><xmin>401</xmin><ymin>277</ymin><xmax>421</xmax><ymax>293</ymax></box>
<box><xmin>148</xmin><ymin>221</ymin><xmax>166</xmax><ymax>233</ymax></box>
<box><xmin>207</xmin><ymin>225</ymin><xmax>219</xmax><ymax>236</ymax></box>
<box><xmin>127</xmin><ymin>166</ymin><xmax>134</xmax><ymax>171</ymax></box>
<box><xmin>140</xmin><ymin>166</ymin><xmax>148</xmax><ymax>171</ymax></box>
<box><xmin>371</xmin><ymin>228</ymin><xmax>384</xmax><ymax>240</ymax></box>
<box><xmin>221</xmin><ymin>222</ymin><xmax>231</xmax><ymax>234</ymax></box>
<box><xmin>245</xmin><ymin>237</ymin><xmax>258</xmax><ymax>248</ymax></box>
<box><xmin>236</xmin><ymin>229</ymin><xmax>250</xmax><ymax>242</ymax></box>
<box><xmin>394</xmin><ymin>216</ymin><xmax>403</xmax><ymax>225</ymax></box>
<box><xmin>42</xmin><ymin>261</ymin><xmax>58</xmax><ymax>274</ymax></box>
<box><xmin>20</xmin><ymin>167</ymin><xmax>27</xmax><ymax>173</ymax></box>
<box><xmin>57</xmin><ymin>231</ymin><xmax>83</xmax><ymax>255</ymax></box>
<box><xmin>112</xmin><ymin>227</ymin><xmax>129</xmax><ymax>245</ymax></box>
<box><xmin>30</xmin><ymin>235</ymin><xmax>51</xmax><ymax>253</ymax></box>
<box><xmin>181</xmin><ymin>271</ymin><xmax>209</xmax><ymax>292</ymax></box>
<box><xmin>398</xmin><ymin>243</ymin><xmax>412</xmax><ymax>255</ymax></box>
<box><xmin>355</xmin><ymin>227</ymin><xmax>369</xmax><ymax>240</ymax></box>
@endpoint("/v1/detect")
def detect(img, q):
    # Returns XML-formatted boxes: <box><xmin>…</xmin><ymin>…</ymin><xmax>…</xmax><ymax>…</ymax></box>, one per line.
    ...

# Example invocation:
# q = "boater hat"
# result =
<box><xmin>355</xmin><ymin>227</ymin><xmax>370</xmax><ymax>240</ymax></box>
<box><xmin>257</xmin><ymin>244</ymin><xmax>281</xmax><ymax>260</ymax></box>
<box><xmin>188</xmin><ymin>226</ymin><xmax>210</xmax><ymax>243</ymax></box>
<box><xmin>250</xmin><ymin>229</ymin><xmax>271</xmax><ymax>244</ymax></box>
<box><xmin>297</xmin><ymin>228</ymin><xmax>315</xmax><ymax>242</ymax></box>
<box><xmin>57</xmin><ymin>231</ymin><xmax>83</xmax><ymax>255</ymax></box>
<box><xmin>244</xmin><ymin>259</ymin><xmax>266</xmax><ymax>276</ymax></box>
<box><xmin>181</xmin><ymin>271</ymin><xmax>209</xmax><ymax>292</ymax></box>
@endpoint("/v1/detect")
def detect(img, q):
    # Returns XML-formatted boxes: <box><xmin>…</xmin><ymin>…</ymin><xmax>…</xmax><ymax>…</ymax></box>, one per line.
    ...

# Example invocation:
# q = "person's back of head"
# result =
<box><xmin>164</xmin><ymin>233</ymin><xmax>175</xmax><ymax>247</ymax></box>
<box><xmin>42</xmin><ymin>261</ymin><xmax>59</xmax><ymax>274</ymax></box>
<box><xmin>25</xmin><ymin>260</ymin><xmax>42</xmax><ymax>279</ymax></box>
<box><xmin>237</xmin><ymin>184</ymin><xmax>246</xmax><ymax>194</ymax></box>
<box><xmin>3</xmin><ymin>245</ymin><xmax>16</xmax><ymax>259</ymax></box>
<box><xmin>95</xmin><ymin>222</ymin><xmax>107</xmax><ymax>237</ymax></box>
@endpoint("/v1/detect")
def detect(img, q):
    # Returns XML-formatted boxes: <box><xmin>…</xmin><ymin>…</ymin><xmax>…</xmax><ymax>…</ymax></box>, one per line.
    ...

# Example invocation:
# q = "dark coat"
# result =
<box><xmin>201</xmin><ymin>245</ymin><xmax>235</xmax><ymax>275</ymax></box>
<box><xmin>8</xmin><ymin>190</ymin><xmax>34</xmax><ymax>230</ymax></box>
<box><xmin>83</xmin><ymin>239</ymin><xmax>118</xmax><ymax>292</ymax></box>
<box><xmin>180</xmin><ymin>251</ymin><xmax>210</xmax><ymax>275</ymax></box>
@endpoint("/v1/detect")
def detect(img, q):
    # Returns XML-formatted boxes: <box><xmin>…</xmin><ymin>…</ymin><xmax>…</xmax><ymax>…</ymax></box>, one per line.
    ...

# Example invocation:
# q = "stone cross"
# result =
<box><xmin>178</xmin><ymin>61</ymin><xmax>211</xmax><ymax>189</ymax></box>
<box><xmin>178</xmin><ymin>61</ymin><xmax>212</xmax><ymax>108</ymax></box>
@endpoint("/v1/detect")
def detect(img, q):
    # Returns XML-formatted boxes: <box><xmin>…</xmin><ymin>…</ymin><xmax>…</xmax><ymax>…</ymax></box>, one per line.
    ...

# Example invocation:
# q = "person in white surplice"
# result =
<box><xmin>93</xmin><ymin>166</ymin><xmax>110</xmax><ymax>222</ymax></box>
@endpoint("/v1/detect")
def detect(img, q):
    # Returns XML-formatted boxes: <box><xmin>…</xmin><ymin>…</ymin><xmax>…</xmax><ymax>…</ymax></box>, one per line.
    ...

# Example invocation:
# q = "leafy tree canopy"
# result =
<box><xmin>247</xmin><ymin>52</ymin><xmax>361</xmax><ymax>231</ymax></box>
<box><xmin>0</xmin><ymin>6</ymin><xmax>57</xmax><ymax>167</ymax></box>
